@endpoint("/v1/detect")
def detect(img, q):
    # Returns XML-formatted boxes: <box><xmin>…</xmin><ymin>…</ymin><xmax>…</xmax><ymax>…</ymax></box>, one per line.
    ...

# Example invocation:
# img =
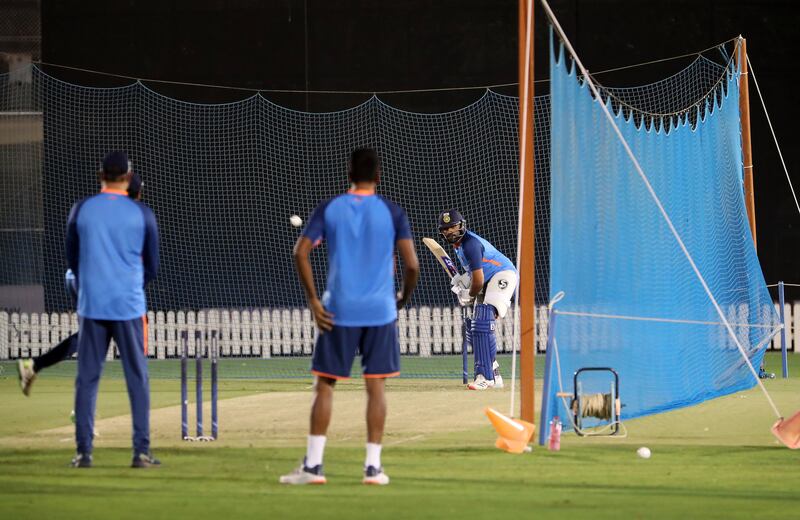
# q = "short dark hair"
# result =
<box><xmin>349</xmin><ymin>147</ymin><xmax>380</xmax><ymax>183</ymax></box>
<box><xmin>101</xmin><ymin>150</ymin><xmax>131</xmax><ymax>181</ymax></box>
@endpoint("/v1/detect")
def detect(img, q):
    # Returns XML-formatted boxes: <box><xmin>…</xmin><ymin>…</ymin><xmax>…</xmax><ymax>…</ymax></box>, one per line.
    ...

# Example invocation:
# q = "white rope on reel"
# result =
<box><xmin>551</xmin><ymin>332</ymin><xmax>628</xmax><ymax>439</ymax></box>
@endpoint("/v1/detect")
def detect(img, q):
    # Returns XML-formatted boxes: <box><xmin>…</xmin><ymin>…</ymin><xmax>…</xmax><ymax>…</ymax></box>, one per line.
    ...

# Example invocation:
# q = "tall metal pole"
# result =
<box><xmin>737</xmin><ymin>37</ymin><xmax>757</xmax><ymax>249</ymax></box>
<box><xmin>518</xmin><ymin>0</ymin><xmax>536</xmax><ymax>422</ymax></box>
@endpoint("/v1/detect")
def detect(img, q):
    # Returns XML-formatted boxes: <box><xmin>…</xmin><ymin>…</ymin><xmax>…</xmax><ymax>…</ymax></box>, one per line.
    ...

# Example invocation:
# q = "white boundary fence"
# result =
<box><xmin>0</xmin><ymin>306</ymin><xmax>546</xmax><ymax>361</ymax></box>
<box><xmin>1</xmin><ymin>303</ymin><xmax>791</xmax><ymax>361</ymax></box>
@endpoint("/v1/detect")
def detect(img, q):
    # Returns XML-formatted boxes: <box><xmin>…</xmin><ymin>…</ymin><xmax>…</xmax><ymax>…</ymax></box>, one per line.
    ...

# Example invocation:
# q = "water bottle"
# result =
<box><xmin>548</xmin><ymin>416</ymin><xmax>562</xmax><ymax>451</ymax></box>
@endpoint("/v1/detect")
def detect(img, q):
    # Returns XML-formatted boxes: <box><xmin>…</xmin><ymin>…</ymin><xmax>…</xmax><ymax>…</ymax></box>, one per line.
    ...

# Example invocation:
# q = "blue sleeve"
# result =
<box><xmin>302</xmin><ymin>198</ymin><xmax>331</xmax><ymax>243</ymax></box>
<box><xmin>379</xmin><ymin>196</ymin><xmax>412</xmax><ymax>240</ymax></box>
<box><xmin>65</xmin><ymin>200</ymin><xmax>84</xmax><ymax>279</ymax></box>
<box><xmin>139</xmin><ymin>203</ymin><xmax>160</xmax><ymax>285</ymax></box>
<box><xmin>461</xmin><ymin>235</ymin><xmax>484</xmax><ymax>272</ymax></box>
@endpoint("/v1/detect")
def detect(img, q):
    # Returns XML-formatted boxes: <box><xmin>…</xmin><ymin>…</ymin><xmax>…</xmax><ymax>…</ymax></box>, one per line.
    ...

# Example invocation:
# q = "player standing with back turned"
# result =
<box><xmin>17</xmin><ymin>172</ymin><xmax>144</xmax><ymax>396</ymax></box>
<box><xmin>281</xmin><ymin>147</ymin><xmax>419</xmax><ymax>485</ymax></box>
<box><xmin>66</xmin><ymin>152</ymin><xmax>159</xmax><ymax>468</ymax></box>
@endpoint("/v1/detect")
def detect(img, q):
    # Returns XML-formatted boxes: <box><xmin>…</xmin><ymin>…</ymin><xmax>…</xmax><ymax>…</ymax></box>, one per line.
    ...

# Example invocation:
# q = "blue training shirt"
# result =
<box><xmin>454</xmin><ymin>231</ymin><xmax>516</xmax><ymax>282</ymax></box>
<box><xmin>66</xmin><ymin>189</ymin><xmax>159</xmax><ymax>320</ymax></box>
<box><xmin>303</xmin><ymin>190</ymin><xmax>412</xmax><ymax>327</ymax></box>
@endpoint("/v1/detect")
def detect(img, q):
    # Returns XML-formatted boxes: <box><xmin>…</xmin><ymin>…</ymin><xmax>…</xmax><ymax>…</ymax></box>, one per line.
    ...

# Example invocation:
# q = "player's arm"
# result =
<box><xmin>469</xmin><ymin>268</ymin><xmax>484</xmax><ymax>297</ymax></box>
<box><xmin>396</xmin><ymin>238</ymin><xmax>419</xmax><ymax>308</ymax></box>
<box><xmin>293</xmin><ymin>202</ymin><xmax>334</xmax><ymax>331</ymax></box>
<box><xmin>141</xmin><ymin>205</ymin><xmax>160</xmax><ymax>285</ymax></box>
<box><xmin>293</xmin><ymin>237</ymin><xmax>334</xmax><ymax>331</ymax></box>
<box><xmin>390</xmin><ymin>203</ymin><xmax>419</xmax><ymax>308</ymax></box>
<box><xmin>65</xmin><ymin>202</ymin><xmax>81</xmax><ymax>277</ymax></box>
<box><xmin>461</xmin><ymin>237</ymin><xmax>485</xmax><ymax>297</ymax></box>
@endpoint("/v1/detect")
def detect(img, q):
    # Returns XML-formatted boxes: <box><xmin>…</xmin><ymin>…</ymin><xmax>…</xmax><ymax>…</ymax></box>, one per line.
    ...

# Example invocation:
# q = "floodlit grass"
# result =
<box><xmin>0</xmin><ymin>352</ymin><xmax>542</xmax><ymax>380</ymax></box>
<box><xmin>1</xmin><ymin>353</ymin><xmax>798</xmax><ymax>519</ymax></box>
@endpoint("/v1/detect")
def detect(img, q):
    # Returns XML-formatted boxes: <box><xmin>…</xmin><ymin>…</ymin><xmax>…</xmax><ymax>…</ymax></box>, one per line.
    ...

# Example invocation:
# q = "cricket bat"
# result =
<box><xmin>422</xmin><ymin>237</ymin><xmax>458</xmax><ymax>279</ymax></box>
<box><xmin>423</xmin><ymin>237</ymin><xmax>470</xmax><ymax>384</ymax></box>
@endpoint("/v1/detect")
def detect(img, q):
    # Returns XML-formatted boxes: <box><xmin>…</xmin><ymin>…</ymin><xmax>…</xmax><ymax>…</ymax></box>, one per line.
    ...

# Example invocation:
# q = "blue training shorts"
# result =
<box><xmin>311</xmin><ymin>322</ymin><xmax>400</xmax><ymax>379</ymax></box>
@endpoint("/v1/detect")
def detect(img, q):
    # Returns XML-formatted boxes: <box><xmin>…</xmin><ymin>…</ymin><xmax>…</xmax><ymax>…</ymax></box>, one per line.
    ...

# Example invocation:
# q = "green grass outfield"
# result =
<box><xmin>0</xmin><ymin>352</ymin><xmax>544</xmax><ymax>380</ymax></box>
<box><xmin>1</xmin><ymin>353</ymin><xmax>799</xmax><ymax>519</ymax></box>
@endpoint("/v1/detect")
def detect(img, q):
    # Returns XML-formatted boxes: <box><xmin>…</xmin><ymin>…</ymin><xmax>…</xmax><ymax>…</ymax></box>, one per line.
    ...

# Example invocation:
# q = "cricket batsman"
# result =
<box><xmin>438</xmin><ymin>209</ymin><xmax>517</xmax><ymax>390</ymax></box>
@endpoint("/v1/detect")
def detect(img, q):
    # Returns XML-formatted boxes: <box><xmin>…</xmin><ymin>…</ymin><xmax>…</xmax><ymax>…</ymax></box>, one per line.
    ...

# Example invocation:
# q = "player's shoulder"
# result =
<box><xmin>132</xmin><ymin>199</ymin><xmax>152</xmax><ymax>211</ymax></box>
<box><xmin>463</xmin><ymin>231</ymin><xmax>483</xmax><ymax>244</ymax></box>
<box><xmin>133</xmin><ymin>200</ymin><xmax>157</xmax><ymax>219</ymax></box>
<box><xmin>375</xmin><ymin>195</ymin><xmax>408</xmax><ymax>216</ymax></box>
<box><xmin>312</xmin><ymin>195</ymin><xmax>342</xmax><ymax>215</ymax></box>
<box><xmin>69</xmin><ymin>194</ymin><xmax>96</xmax><ymax>217</ymax></box>
<box><xmin>375</xmin><ymin>194</ymin><xmax>403</xmax><ymax>208</ymax></box>
<box><xmin>461</xmin><ymin>231</ymin><xmax>485</xmax><ymax>252</ymax></box>
<box><xmin>80</xmin><ymin>193</ymin><xmax>104</xmax><ymax>205</ymax></box>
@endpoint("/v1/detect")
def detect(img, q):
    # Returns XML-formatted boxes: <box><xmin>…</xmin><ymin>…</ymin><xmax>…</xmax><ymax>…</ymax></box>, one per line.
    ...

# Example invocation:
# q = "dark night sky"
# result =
<box><xmin>40</xmin><ymin>0</ymin><xmax>800</xmax><ymax>298</ymax></box>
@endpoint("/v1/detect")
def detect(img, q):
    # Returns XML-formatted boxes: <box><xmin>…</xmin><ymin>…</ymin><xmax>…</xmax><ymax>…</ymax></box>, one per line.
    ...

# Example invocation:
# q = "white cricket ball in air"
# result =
<box><xmin>637</xmin><ymin>446</ymin><xmax>651</xmax><ymax>459</ymax></box>
<box><xmin>290</xmin><ymin>215</ymin><xmax>303</xmax><ymax>228</ymax></box>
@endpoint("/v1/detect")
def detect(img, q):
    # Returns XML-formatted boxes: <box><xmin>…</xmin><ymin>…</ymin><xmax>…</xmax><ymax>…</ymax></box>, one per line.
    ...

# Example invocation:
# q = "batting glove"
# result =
<box><xmin>452</xmin><ymin>286</ymin><xmax>474</xmax><ymax>306</ymax></box>
<box><xmin>450</xmin><ymin>272</ymin><xmax>471</xmax><ymax>290</ymax></box>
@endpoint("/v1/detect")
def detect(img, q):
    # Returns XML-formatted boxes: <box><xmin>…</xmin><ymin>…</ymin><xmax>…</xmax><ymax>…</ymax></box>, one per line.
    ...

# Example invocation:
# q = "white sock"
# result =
<box><xmin>305</xmin><ymin>435</ymin><xmax>326</xmax><ymax>467</ymax></box>
<box><xmin>365</xmin><ymin>442</ymin><xmax>382</xmax><ymax>469</ymax></box>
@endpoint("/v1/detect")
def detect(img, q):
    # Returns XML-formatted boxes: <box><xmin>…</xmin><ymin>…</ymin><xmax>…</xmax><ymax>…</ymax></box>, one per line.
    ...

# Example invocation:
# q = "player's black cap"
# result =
<box><xmin>102</xmin><ymin>150</ymin><xmax>130</xmax><ymax>176</ymax></box>
<box><xmin>437</xmin><ymin>209</ymin><xmax>465</xmax><ymax>230</ymax></box>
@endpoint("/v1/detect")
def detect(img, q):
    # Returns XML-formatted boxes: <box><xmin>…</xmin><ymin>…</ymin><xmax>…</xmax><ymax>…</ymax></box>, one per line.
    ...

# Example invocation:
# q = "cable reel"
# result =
<box><xmin>557</xmin><ymin>367</ymin><xmax>621</xmax><ymax>436</ymax></box>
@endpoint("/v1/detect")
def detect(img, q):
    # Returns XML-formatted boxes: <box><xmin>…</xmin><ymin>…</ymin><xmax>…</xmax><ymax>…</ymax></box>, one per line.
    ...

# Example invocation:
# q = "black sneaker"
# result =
<box><xmin>131</xmin><ymin>452</ymin><xmax>161</xmax><ymax>468</ymax></box>
<box><xmin>70</xmin><ymin>453</ymin><xmax>92</xmax><ymax>468</ymax></box>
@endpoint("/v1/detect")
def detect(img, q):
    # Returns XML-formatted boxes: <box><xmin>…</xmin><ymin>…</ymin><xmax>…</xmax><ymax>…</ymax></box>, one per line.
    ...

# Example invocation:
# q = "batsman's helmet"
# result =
<box><xmin>437</xmin><ymin>209</ymin><xmax>466</xmax><ymax>243</ymax></box>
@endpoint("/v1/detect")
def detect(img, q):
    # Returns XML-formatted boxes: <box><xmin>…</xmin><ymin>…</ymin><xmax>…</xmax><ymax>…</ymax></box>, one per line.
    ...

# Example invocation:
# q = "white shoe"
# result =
<box><xmin>279</xmin><ymin>461</ymin><xmax>327</xmax><ymax>485</ymax></box>
<box><xmin>468</xmin><ymin>374</ymin><xmax>495</xmax><ymax>390</ymax></box>
<box><xmin>363</xmin><ymin>465</ymin><xmax>390</xmax><ymax>485</ymax></box>
<box><xmin>492</xmin><ymin>361</ymin><xmax>504</xmax><ymax>389</ymax></box>
<box><xmin>17</xmin><ymin>359</ymin><xmax>36</xmax><ymax>396</ymax></box>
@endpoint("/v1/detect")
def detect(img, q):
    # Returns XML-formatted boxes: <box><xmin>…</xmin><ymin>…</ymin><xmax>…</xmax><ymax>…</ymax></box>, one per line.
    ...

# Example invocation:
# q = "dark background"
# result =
<box><xmin>40</xmin><ymin>0</ymin><xmax>800</xmax><ymax>298</ymax></box>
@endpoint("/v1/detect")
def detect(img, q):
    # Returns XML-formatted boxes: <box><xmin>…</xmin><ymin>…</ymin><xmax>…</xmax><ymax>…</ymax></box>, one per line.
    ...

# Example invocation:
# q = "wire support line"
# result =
<box><xmin>0</xmin><ymin>41</ymin><xmax>738</xmax><ymax>96</ymax></box>
<box><xmin>767</xmin><ymin>283</ymin><xmax>800</xmax><ymax>288</ymax></box>
<box><xmin>591</xmin><ymin>42</ymin><xmax>739</xmax><ymax>119</ymax></box>
<box><xmin>585</xmin><ymin>38</ymin><xmax>738</xmax><ymax>78</ymax></box>
<box><xmin>554</xmin><ymin>310</ymin><xmax>780</xmax><ymax>329</ymax></box>
<box><xmin>7</xmin><ymin>58</ymin><xmax>518</xmax><ymax>95</ymax></box>
<box><xmin>747</xmin><ymin>55</ymin><xmax>800</xmax><ymax>219</ymax></box>
<box><xmin>540</xmin><ymin>0</ymin><xmax>782</xmax><ymax>420</ymax></box>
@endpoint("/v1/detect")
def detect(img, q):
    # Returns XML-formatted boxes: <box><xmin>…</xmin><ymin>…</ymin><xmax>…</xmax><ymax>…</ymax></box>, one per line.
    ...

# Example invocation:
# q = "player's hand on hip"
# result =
<box><xmin>309</xmin><ymin>298</ymin><xmax>334</xmax><ymax>331</ymax></box>
<box><xmin>450</xmin><ymin>272</ymin><xmax>471</xmax><ymax>290</ymax></box>
<box><xmin>396</xmin><ymin>291</ymin><xmax>409</xmax><ymax>309</ymax></box>
<box><xmin>452</xmin><ymin>286</ymin><xmax>474</xmax><ymax>306</ymax></box>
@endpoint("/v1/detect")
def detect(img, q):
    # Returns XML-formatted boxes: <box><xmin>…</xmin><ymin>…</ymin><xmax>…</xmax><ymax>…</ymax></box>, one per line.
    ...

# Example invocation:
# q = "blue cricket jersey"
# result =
<box><xmin>454</xmin><ymin>231</ymin><xmax>516</xmax><ymax>282</ymax></box>
<box><xmin>66</xmin><ymin>189</ymin><xmax>159</xmax><ymax>320</ymax></box>
<box><xmin>303</xmin><ymin>190</ymin><xmax>412</xmax><ymax>327</ymax></box>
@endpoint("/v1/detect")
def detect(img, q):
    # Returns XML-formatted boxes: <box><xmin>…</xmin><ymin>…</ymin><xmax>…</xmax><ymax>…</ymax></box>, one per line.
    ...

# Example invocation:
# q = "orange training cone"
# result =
<box><xmin>485</xmin><ymin>407</ymin><xmax>535</xmax><ymax>454</ymax></box>
<box><xmin>772</xmin><ymin>410</ymin><xmax>800</xmax><ymax>449</ymax></box>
